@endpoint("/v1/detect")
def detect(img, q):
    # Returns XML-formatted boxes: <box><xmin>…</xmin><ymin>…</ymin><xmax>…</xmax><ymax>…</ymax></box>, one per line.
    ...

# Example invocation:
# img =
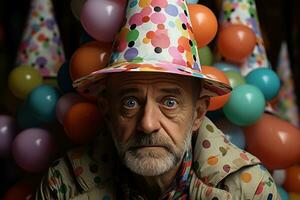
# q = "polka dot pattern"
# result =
<box><xmin>73</xmin><ymin>0</ymin><xmax>232</xmax><ymax>99</ymax></box>
<box><xmin>15</xmin><ymin>0</ymin><xmax>65</xmax><ymax>77</ymax></box>
<box><xmin>38</xmin><ymin>117</ymin><xmax>278</xmax><ymax>200</ymax></box>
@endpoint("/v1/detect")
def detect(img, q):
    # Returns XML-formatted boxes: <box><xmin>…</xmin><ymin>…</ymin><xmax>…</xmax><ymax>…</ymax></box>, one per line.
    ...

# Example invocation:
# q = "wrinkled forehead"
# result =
<box><xmin>106</xmin><ymin>72</ymin><xmax>198</xmax><ymax>89</ymax></box>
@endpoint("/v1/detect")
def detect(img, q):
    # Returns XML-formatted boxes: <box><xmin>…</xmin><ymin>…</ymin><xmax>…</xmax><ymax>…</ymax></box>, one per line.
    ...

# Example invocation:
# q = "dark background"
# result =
<box><xmin>0</xmin><ymin>0</ymin><xmax>299</xmax><ymax>197</ymax></box>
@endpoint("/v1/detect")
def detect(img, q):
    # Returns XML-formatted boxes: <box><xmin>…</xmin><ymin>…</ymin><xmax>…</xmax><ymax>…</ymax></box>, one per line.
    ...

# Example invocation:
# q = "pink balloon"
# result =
<box><xmin>0</xmin><ymin>115</ymin><xmax>18</xmax><ymax>158</ymax></box>
<box><xmin>56</xmin><ymin>93</ymin><xmax>86</xmax><ymax>124</ymax></box>
<box><xmin>12</xmin><ymin>128</ymin><xmax>57</xmax><ymax>173</ymax></box>
<box><xmin>80</xmin><ymin>0</ymin><xmax>126</xmax><ymax>42</ymax></box>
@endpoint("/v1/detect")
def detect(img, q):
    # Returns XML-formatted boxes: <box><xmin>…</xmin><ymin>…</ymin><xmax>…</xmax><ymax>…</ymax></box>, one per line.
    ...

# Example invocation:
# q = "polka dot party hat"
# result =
<box><xmin>216</xmin><ymin>0</ymin><xmax>269</xmax><ymax>76</ymax></box>
<box><xmin>15</xmin><ymin>0</ymin><xmax>65</xmax><ymax>78</ymax></box>
<box><xmin>73</xmin><ymin>0</ymin><xmax>231</xmax><ymax>97</ymax></box>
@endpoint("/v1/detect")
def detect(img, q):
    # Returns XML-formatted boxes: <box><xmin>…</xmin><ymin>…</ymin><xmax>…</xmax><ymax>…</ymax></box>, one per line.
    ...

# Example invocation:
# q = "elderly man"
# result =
<box><xmin>36</xmin><ymin>0</ymin><xmax>278</xmax><ymax>199</ymax></box>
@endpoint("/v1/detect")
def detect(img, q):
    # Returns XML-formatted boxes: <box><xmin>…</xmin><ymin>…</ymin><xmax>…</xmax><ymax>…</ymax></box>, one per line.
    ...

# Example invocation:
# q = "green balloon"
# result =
<box><xmin>198</xmin><ymin>46</ymin><xmax>213</xmax><ymax>66</ymax></box>
<box><xmin>224</xmin><ymin>71</ymin><xmax>246</xmax><ymax>89</ymax></box>
<box><xmin>223</xmin><ymin>84</ymin><xmax>265</xmax><ymax>126</ymax></box>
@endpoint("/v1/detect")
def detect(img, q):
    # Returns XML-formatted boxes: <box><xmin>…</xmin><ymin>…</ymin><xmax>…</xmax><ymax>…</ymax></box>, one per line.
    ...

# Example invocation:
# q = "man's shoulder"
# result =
<box><xmin>35</xmin><ymin>145</ymin><xmax>116</xmax><ymax>200</ymax></box>
<box><xmin>193</xmin><ymin>117</ymin><xmax>261</xmax><ymax>186</ymax></box>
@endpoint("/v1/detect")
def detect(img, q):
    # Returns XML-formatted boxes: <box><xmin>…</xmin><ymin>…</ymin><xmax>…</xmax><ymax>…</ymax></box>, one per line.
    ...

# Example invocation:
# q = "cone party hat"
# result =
<box><xmin>15</xmin><ymin>0</ymin><xmax>65</xmax><ymax>78</ymax></box>
<box><xmin>217</xmin><ymin>0</ymin><xmax>269</xmax><ymax>75</ymax></box>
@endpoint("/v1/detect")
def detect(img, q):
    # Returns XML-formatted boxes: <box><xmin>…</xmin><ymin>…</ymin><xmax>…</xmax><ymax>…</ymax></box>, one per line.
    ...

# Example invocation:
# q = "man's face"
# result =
<box><xmin>99</xmin><ymin>73</ymin><xmax>207</xmax><ymax>176</ymax></box>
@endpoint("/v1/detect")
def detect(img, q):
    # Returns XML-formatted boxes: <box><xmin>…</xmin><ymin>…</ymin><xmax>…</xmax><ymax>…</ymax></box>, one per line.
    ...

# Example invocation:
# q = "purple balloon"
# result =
<box><xmin>80</xmin><ymin>0</ymin><xmax>126</xmax><ymax>42</ymax></box>
<box><xmin>12</xmin><ymin>128</ymin><xmax>57</xmax><ymax>173</ymax></box>
<box><xmin>56</xmin><ymin>93</ymin><xmax>86</xmax><ymax>124</ymax></box>
<box><xmin>0</xmin><ymin>115</ymin><xmax>18</xmax><ymax>158</ymax></box>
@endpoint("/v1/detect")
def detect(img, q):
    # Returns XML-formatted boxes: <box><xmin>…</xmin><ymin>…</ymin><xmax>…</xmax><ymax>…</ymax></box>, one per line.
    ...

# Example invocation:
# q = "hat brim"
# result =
<box><xmin>73</xmin><ymin>61</ymin><xmax>232</xmax><ymax>97</ymax></box>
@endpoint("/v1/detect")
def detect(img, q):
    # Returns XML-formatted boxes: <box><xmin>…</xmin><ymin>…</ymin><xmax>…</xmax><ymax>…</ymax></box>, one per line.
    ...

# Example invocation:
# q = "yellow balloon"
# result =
<box><xmin>71</xmin><ymin>0</ymin><xmax>86</xmax><ymax>20</ymax></box>
<box><xmin>289</xmin><ymin>193</ymin><xmax>300</xmax><ymax>200</ymax></box>
<box><xmin>8</xmin><ymin>66</ymin><xmax>43</xmax><ymax>99</ymax></box>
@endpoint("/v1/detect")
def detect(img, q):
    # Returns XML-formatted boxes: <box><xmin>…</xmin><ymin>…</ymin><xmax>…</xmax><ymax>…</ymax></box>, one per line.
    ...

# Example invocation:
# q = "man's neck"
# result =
<box><xmin>132</xmin><ymin>159</ymin><xmax>183</xmax><ymax>200</ymax></box>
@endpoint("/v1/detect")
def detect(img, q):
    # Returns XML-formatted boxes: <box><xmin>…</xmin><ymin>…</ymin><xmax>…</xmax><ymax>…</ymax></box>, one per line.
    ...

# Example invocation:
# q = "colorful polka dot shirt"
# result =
<box><xmin>35</xmin><ymin>117</ymin><xmax>279</xmax><ymax>199</ymax></box>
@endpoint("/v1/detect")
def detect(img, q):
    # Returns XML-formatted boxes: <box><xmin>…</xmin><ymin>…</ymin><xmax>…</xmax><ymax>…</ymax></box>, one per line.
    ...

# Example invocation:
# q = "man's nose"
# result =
<box><xmin>137</xmin><ymin>100</ymin><xmax>160</xmax><ymax>134</ymax></box>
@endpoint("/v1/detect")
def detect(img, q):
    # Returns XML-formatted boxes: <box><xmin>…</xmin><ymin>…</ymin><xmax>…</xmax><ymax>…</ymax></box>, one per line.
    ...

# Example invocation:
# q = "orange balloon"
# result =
<box><xmin>283</xmin><ymin>165</ymin><xmax>300</xmax><ymax>193</ymax></box>
<box><xmin>188</xmin><ymin>4</ymin><xmax>218</xmax><ymax>48</ymax></box>
<box><xmin>69</xmin><ymin>41</ymin><xmax>112</xmax><ymax>81</ymax></box>
<box><xmin>217</xmin><ymin>24</ymin><xmax>256</xmax><ymax>62</ymax></box>
<box><xmin>3</xmin><ymin>180</ymin><xmax>35</xmax><ymax>200</ymax></box>
<box><xmin>64</xmin><ymin>102</ymin><xmax>103</xmax><ymax>144</ymax></box>
<box><xmin>201</xmin><ymin>66</ymin><xmax>230</xmax><ymax>111</ymax></box>
<box><xmin>244</xmin><ymin>113</ymin><xmax>300</xmax><ymax>170</ymax></box>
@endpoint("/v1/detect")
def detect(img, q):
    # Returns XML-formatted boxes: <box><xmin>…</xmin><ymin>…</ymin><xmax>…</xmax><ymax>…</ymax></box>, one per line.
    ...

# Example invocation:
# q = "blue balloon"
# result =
<box><xmin>245</xmin><ymin>68</ymin><xmax>280</xmax><ymax>101</ymax></box>
<box><xmin>213</xmin><ymin>62</ymin><xmax>240</xmax><ymax>73</ymax></box>
<box><xmin>186</xmin><ymin>0</ymin><xmax>198</xmax><ymax>3</ymax></box>
<box><xmin>214</xmin><ymin>118</ymin><xmax>246</xmax><ymax>149</ymax></box>
<box><xmin>223</xmin><ymin>84</ymin><xmax>265</xmax><ymax>126</ymax></box>
<box><xmin>277</xmin><ymin>186</ymin><xmax>290</xmax><ymax>200</ymax></box>
<box><xmin>57</xmin><ymin>62</ymin><xmax>75</xmax><ymax>93</ymax></box>
<box><xmin>17</xmin><ymin>102</ymin><xmax>42</xmax><ymax>129</ymax></box>
<box><xmin>27</xmin><ymin>85</ymin><xmax>61</xmax><ymax>122</ymax></box>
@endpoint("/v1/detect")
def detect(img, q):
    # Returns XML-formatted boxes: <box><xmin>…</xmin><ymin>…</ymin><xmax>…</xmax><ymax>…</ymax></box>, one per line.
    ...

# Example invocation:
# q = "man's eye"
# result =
<box><xmin>163</xmin><ymin>98</ymin><xmax>178</xmax><ymax>109</ymax></box>
<box><xmin>122</xmin><ymin>98</ymin><xmax>138</xmax><ymax>109</ymax></box>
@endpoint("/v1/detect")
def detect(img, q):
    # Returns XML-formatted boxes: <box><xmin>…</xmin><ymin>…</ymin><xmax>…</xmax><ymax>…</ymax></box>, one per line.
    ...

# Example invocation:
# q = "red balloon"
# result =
<box><xmin>3</xmin><ymin>180</ymin><xmax>35</xmax><ymax>200</ymax></box>
<box><xmin>63</xmin><ymin>102</ymin><xmax>103</xmax><ymax>144</ymax></box>
<box><xmin>217</xmin><ymin>24</ymin><xmax>256</xmax><ymax>62</ymax></box>
<box><xmin>188</xmin><ymin>4</ymin><xmax>218</xmax><ymax>48</ymax></box>
<box><xmin>244</xmin><ymin>113</ymin><xmax>300</xmax><ymax>170</ymax></box>
<box><xmin>201</xmin><ymin>66</ymin><xmax>230</xmax><ymax>111</ymax></box>
<box><xmin>284</xmin><ymin>165</ymin><xmax>300</xmax><ymax>193</ymax></box>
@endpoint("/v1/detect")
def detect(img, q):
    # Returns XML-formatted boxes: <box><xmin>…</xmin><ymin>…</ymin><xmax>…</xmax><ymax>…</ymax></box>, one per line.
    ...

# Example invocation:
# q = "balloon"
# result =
<box><xmin>0</xmin><ymin>115</ymin><xmax>18</xmax><ymax>158</ymax></box>
<box><xmin>56</xmin><ymin>93</ymin><xmax>86</xmax><ymax>124</ymax></box>
<box><xmin>8</xmin><ymin>66</ymin><xmax>43</xmax><ymax>99</ymax></box>
<box><xmin>80</xmin><ymin>0</ymin><xmax>126</xmax><ymax>42</ymax></box>
<box><xmin>217</xmin><ymin>24</ymin><xmax>256</xmax><ymax>62</ymax></box>
<box><xmin>27</xmin><ymin>85</ymin><xmax>61</xmax><ymax>122</ymax></box>
<box><xmin>17</xmin><ymin>102</ymin><xmax>42</xmax><ymax>129</ymax></box>
<box><xmin>70</xmin><ymin>0</ymin><xmax>86</xmax><ymax>20</ymax></box>
<box><xmin>198</xmin><ymin>46</ymin><xmax>213</xmax><ymax>66</ymax></box>
<box><xmin>277</xmin><ymin>186</ymin><xmax>290</xmax><ymax>200</ymax></box>
<box><xmin>188</xmin><ymin>4</ymin><xmax>218</xmax><ymax>48</ymax></box>
<box><xmin>57</xmin><ymin>62</ymin><xmax>75</xmax><ymax>93</ymax></box>
<box><xmin>245</xmin><ymin>68</ymin><xmax>281</xmax><ymax>101</ymax></box>
<box><xmin>289</xmin><ymin>193</ymin><xmax>300</xmax><ymax>200</ymax></box>
<box><xmin>202</xmin><ymin>66</ymin><xmax>230</xmax><ymax>111</ymax></box>
<box><xmin>244</xmin><ymin>114</ymin><xmax>300</xmax><ymax>170</ymax></box>
<box><xmin>224</xmin><ymin>71</ymin><xmax>246</xmax><ymax>89</ymax></box>
<box><xmin>12</xmin><ymin>128</ymin><xmax>57</xmax><ymax>173</ymax></box>
<box><xmin>213</xmin><ymin>62</ymin><xmax>240</xmax><ymax>73</ymax></box>
<box><xmin>69</xmin><ymin>41</ymin><xmax>112</xmax><ymax>81</ymax></box>
<box><xmin>214</xmin><ymin>117</ymin><xmax>246</xmax><ymax>149</ymax></box>
<box><xmin>272</xmin><ymin>169</ymin><xmax>286</xmax><ymax>186</ymax></box>
<box><xmin>3</xmin><ymin>179</ymin><xmax>35</xmax><ymax>200</ymax></box>
<box><xmin>63</xmin><ymin>102</ymin><xmax>103</xmax><ymax>144</ymax></box>
<box><xmin>284</xmin><ymin>165</ymin><xmax>300</xmax><ymax>193</ymax></box>
<box><xmin>223</xmin><ymin>84</ymin><xmax>265</xmax><ymax>126</ymax></box>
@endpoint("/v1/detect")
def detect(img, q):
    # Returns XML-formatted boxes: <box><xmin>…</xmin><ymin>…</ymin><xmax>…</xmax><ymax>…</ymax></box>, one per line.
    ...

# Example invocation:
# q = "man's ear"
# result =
<box><xmin>192</xmin><ymin>96</ymin><xmax>209</xmax><ymax>131</ymax></box>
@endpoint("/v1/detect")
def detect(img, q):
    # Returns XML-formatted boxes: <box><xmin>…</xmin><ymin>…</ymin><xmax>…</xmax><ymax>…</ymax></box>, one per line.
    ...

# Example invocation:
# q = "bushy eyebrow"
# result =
<box><xmin>117</xmin><ymin>87</ymin><xmax>183</xmax><ymax>97</ymax></box>
<box><xmin>159</xmin><ymin>88</ymin><xmax>182</xmax><ymax>96</ymax></box>
<box><xmin>118</xmin><ymin>88</ymin><xmax>142</xmax><ymax>97</ymax></box>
